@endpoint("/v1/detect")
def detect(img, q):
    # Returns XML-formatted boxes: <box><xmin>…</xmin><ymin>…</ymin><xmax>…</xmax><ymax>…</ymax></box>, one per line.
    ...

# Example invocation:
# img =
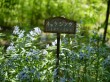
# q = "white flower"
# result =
<box><xmin>30</xmin><ymin>30</ymin><xmax>36</xmax><ymax>36</ymax></box>
<box><xmin>13</xmin><ymin>26</ymin><xmax>19</xmax><ymax>35</ymax></box>
<box><xmin>26</xmin><ymin>52</ymin><xmax>32</xmax><ymax>56</ymax></box>
<box><xmin>26</xmin><ymin>34</ymin><xmax>35</xmax><ymax>41</ymax></box>
<box><xmin>27</xmin><ymin>27</ymin><xmax>41</xmax><ymax>41</ymax></box>
<box><xmin>10</xmin><ymin>42</ymin><xmax>14</xmax><ymax>46</ymax></box>
<box><xmin>52</xmin><ymin>39</ymin><xmax>57</xmax><ymax>46</ymax></box>
<box><xmin>31</xmin><ymin>49</ymin><xmax>38</xmax><ymax>55</ymax></box>
<box><xmin>6</xmin><ymin>45</ymin><xmax>15</xmax><ymax>52</ymax></box>
<box><xmin>34</xmin><ymin>27</ymin><xmax>41</xmax><ymax>35</ymax></box>
<box><xmin>46</xmin><ymin>44</ymin><xmax>49</xmax><ymax>48</ymax></box>
<box><xmin>18</xmin><ymin>30</ymin><xmax>25</xmax><ymax>38</ymax></box>
<box><xmin>42</xmin><ymin>50</ymin><xmax>48</xmax><ymax>55</ymax></box>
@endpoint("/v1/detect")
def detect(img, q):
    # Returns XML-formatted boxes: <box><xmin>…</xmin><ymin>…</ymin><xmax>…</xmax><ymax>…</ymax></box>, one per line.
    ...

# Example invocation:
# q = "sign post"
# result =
<box><xmin>56</xmin><ymin>33</ymin><xmax>60</xmax><ymax>78</ymax></box>
<box><xmin>44</xmin><ymin>17</ymin><xmax>76</xmax><ymax>81</ymax></box>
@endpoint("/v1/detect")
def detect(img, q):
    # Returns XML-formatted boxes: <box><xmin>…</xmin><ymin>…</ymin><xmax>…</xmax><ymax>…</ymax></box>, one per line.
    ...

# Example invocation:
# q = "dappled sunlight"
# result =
<box><xmin>0</xmin><ymin>0</ymin><xmax>110</xmax><ymax>82</ymax></box>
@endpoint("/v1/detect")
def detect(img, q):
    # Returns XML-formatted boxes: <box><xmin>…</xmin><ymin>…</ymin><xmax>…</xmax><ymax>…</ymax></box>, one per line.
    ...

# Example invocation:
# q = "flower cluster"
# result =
<box><xmin>6</xmin><ymin>42</ymin><xmax>15</xmax><ymax>53</ymax></box>
<box><xmin>13</xmin><ymin>26</ymin><xmax>25</xmax><ymax>38</ymax></box>
<box><xmin>103</xmin><ymin>56</ymin><xmax>110</xmax><ymax>68</ymax></box>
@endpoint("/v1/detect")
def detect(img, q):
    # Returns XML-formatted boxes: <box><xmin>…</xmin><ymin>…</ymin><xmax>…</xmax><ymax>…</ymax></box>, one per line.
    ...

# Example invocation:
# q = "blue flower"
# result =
<box><xmin>34</xmin><ymin>27</ymin><xmax>41</xmax><ymax>35</ymax></box>
<box><xmin>79</xmin><ymin>52</ymin><xmax>85</xmax><ymax>60</ymax></box>
<box><xmin>6</xmin><ymin>45</ymin><xmax>15</xmax><ymax>52</ymax></box>
<box><xmin>17</xmin><ymin>71</ymin><xmax>30</xmax><ymax>80</ymax></box>
<box><xmin>30</xmin><ymin>68</ymin><xmax>36</xmax><ymax>74</ymax></box>
<box><xmin>13</xmin><ymin>26</ymin><xmax>19</xmax><ymax>35</ymax></box>
<box><xmin>42</xmin><ymin>49</ymin><xmax>48</xmax><ymax>55</ymax></box>
<box><xmin>18</xmin><ymin>30</ymin><xmax>25</xmax><ymax>38</ymax></box>
<box><xmin>52</xmin><ymin>39</ymin><xmax>57</xmax><ymax>46</ymax></box>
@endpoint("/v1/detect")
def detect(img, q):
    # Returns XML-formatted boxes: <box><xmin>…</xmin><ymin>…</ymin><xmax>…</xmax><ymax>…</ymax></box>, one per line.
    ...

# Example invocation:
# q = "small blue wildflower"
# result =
<box><xmin>6</xmin><ymin>45</ymin><xmax>15</xmax><ymax>52</ymax></box>
<box><xmin>103</xmin><ymin>56</ymin><xmax>110</xmax><ymax>68</ymax></box>
<box><xmin>13</xmin><ymin>26</ymin><xmax>19</xmax><ymax>35</ymax></box>
<box><xmin>12</xmin><ymin>54</ymin><xmax>19</xmax><ymax>60</ymax></box>
<box><xmin>52</xmin><ymin>39</ymin><xmax>57</xmax><ymax>46</ymax></box>
<box><xmin>42</xmin><ymin>49</ymin><xmax>48</xmax><ymax>55</ymax></box>
<box><xmin>17</xmin><ymin>71</ymin><xmax>30</xmax><ymax>80</ymax></box>
<box><xmin>31</xmin><ymin>49</ymin><xmax>38</xmax><ymax>55</ymax></box>
<box><xmin>46</xmin><ymin>44</ymin><xmax>49</xmax><ymax>48</ymax></box>
<box><xmin>30</xmin><ymin>68</ymin><xmax>36</xmax><ymax>74</ymax></box>
<box><xmin>79</xmin><ymin>52</ymin><xmax>85</xmax><ymax>60</ymax></box>
<box><xmin>35</xmin><ymin>72</ymin><xmax>40</xmax><ymax>79</ymax></box>
<box><xmin>25</xmin><ymin>57</ymin><xmax>29</xmax><ymax>62</ymax></box>
<box><xmin>34</xmin><ymin>27</ymin><xmax>41</xmax><ymax>35</ymax></box>
<box><xmin>26</xmin><ymin>34</ymin><xmax>35</xmax><ymax>41</ymax></box>
<box><xmin>30</xmin><ymin>30</ymin><xmax>36</xmax><ymax>36</ymax></box>
<box><xmin>71</xmin><ymin>54</ymin><xmax>77</xmax><ymax>61</ymax></box>
<box><xmin>18</xmin><ymin>30</ymin><xmax>25</xmax><ymax>38</ymax></box>
<box><xmin>60</xmin><ymin>77</ymin><xmax>66</xmax><ymax>82</ymax></box>
<box><xmin>23</xmin><ymin>66</ymin><xmax>29</xmax><ymax>72</ymax></box>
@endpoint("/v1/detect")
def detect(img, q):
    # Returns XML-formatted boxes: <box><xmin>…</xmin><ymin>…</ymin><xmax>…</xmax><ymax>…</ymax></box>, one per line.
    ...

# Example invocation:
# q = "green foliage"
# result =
<box><xmin>0</xmin><ymin>26</ymin><xmax>110</xmax><ymax>82</ymax></box>
<box><xmin>0</xmin><ymin>0</ymin><xmax>110</xmax><ymax>81</ymax></box>
<box><xmin>0</xmin><ymin>0</ymin><xmax>107</xmax><ymax>30</ymax></box>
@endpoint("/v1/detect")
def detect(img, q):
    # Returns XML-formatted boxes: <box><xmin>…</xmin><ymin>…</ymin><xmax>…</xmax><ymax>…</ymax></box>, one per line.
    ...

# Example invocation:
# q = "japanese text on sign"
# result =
<box><xmin>44</xmin><ymin>17</ymin><xmax>76</xmax><ymax>34</ymax></box>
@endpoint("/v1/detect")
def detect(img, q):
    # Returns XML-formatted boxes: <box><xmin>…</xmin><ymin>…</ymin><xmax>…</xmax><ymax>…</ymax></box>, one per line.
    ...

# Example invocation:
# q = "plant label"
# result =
<box><xmin>44</xmin><ymin>17</ymin><xmax>76</xmax><ymax>34</ymax></box>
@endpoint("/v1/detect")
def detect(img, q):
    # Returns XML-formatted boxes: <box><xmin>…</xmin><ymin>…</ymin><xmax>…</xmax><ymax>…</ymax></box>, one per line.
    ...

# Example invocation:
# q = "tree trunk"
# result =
<box><xmin>102</xmin><ymin>0</ymin><xmax>110</xmax><ymax>44</ymax></box>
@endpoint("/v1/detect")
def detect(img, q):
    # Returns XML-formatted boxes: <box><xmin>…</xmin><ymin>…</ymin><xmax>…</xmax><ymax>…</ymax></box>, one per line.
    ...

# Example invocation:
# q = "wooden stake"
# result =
<box><xmin>56</xmin><ymin>33</ymin><xmax>60</xmax><ymax>81</ymax></box>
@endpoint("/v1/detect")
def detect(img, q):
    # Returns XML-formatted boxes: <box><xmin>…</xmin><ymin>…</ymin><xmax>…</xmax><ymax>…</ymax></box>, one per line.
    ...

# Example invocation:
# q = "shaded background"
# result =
<box><xmin>0</xmin><ymin>0</ymin><xmax>110</xmax><ymax>45</ymax></box>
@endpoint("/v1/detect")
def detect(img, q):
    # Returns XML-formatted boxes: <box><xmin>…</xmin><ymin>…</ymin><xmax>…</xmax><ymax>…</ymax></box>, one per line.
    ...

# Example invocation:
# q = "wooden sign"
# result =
<box><xmin>44</xmin><ymin>17</ymin><xmax>76</xmax><ymax>34</ymax></box>
<box><xmin>44</xmin><ymin>17</ymin><xmax>77</xmax><ymax>81</ymax></box>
